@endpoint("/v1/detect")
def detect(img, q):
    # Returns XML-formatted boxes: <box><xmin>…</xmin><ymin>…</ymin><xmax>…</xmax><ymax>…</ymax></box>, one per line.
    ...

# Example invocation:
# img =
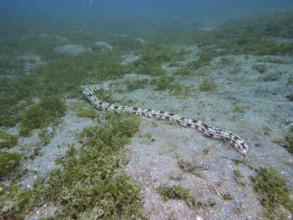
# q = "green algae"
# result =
<box><xmin>0</xmin><ymin>152</ymin><xmax>22</xmax><ymax>178</ymax></box>
<box><xmin>176</xmin><ymin>156</ymin><xmax>204</xmax><ymax>178</ymax></box>
<box><xmin>151</xmin><ymin>75</ymin><xmax>196</xmax><ymax>98</ymax></box>
<box><xmin>0</xmin><ymin>132</ymin><xmax>17</xmax><ymax>149</ymax></box>
<box><xmin>174</xmin><ymin>67</ymin><xmax>192</xmax><ymax>76</ymax></box>
<box><xmin>36</xmin><ymin>113</ymin><xmax>144</xmax><ymax>219</ymax></box>
<box><xmin>0</xmin><ymin>76</ymin><xmax>36</xmax><ymax>127</ymax></box>
<box><xmin>272</xmin><ymin>127</ymin><xmax>293</xmax><ymax>154</ymax></box>
<box><xmin>189</xmin><ymin>50</ymin><xmax>221</xmax><ymax>69</ymax></box>
<box><xmin>93</xmin><ymin>87</ymin><xmax>115</xmax><ymax>103</ymax></box>
<box><xmin>250</xmin><ymin>168</ymin><xmax>293</xmax><ymax>219</ymax></box>
<box><xmin>128</xmin><ymin>62</ymin><xmax>167</xmax><ymax>76</ymax></box>
<box><xmin>127</xmin><ymin>45</ymin><xmax>184</xmax><ymax>76</ymax></box>
<box><xmin>0</xmin><ymin>113</ymin><xmax>144</xmax><ymax>219</ymax></box>
<box><xmin>125</xmin><ymin>78</ymin><xmax>149</xmax><ymax>91</ymax></box>
<box><xmin>2</xmin><ymin>12</ymin><xmax>292</xmax><ymax>130</ymax></box>
<box><xmin>75</xmin><ymin>103</ymin><xmax>100</xmax><ymax>119</ymax></box>
<box><xmin>233</xmin><ymin>169</ymin><xmax>245</xmax><ymax>187</ymax></box>
<box><xmin>262</xmin><ymin>72</ymin><xmax>281</xmax><ymax>82</ymax></box>
<box><xmin>111</xmin><ymin>36</ymin><xmax>145</xmax><ymax>51</ymax></box>
<box><xmin>232</xmin><ymin>105</ymin><xmax>244</xmax><ymax>113</ymax></box>
<box><xmin>222</xmin><ymin>193</ymin><xmax>233</xmax><ymax>201</ymax></box>
<box><xmin>233</xmin><ymin>169</ymin><xmax>243</xmax><ymax>178</ymax></box>
<box><xmin>252</xmin><ymin>64</ymin><xmax>268</xmax><ymax>74</ymax></box>
<box><xmin>135</xmin><ymin>45</ymin><xmax>184</xmax><ymax>65</ymax></box>
<box><xmin>29</xmin><ymin>51</ymin><xmax>127</xmax><ymax>96</ymax></box>
<box><xmin>272</xmin><ymin>138</ymin><xmax>293</xmax><ymax>154</ymax></box>
<box><xmin>157</xmin><ymin>184</ymin><xmax>197</xmax><ymax>208</ymax></box>
<box><xmin>19</xmin><ymin>95</ymin><xmax>66</xmax><ymax>136</ymax></box>
<box><xmin>0</xmin><ymin>56</ymin><xmax>25</xmax><ymax>76</ymax></box>
<box><xmin>0</xmin><ymin>47</ymin><xmax>127</xmax><ymax>128</ymax></box>
<box><xmin>199</xmin><ymin>80</ymin><xmax>216</xmax><ymax>92</ymax></box>
<box><xmin>0</xmin><ymin>184</ymin><xmax>32</xmax><ymax>220</ymax></box>
<box><xmin>179</xmin><ymin>13</ymin><xmax>293</xmax><ymax>56</ymax></box>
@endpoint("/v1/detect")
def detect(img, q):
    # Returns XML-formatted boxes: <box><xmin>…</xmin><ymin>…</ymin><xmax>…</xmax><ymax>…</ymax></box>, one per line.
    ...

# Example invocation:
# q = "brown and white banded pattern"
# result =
<box><xmin>83</xmin><ymin>85</ymin><xmax>249</xmax><ymax>155</ymax></box>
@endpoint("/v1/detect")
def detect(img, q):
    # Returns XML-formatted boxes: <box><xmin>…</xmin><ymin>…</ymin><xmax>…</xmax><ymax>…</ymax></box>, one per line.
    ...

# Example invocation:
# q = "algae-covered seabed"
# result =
<box><xmin>0</xmin><ymin>13</ymin><xmax>293</xmax><ymax>219</ymax></box>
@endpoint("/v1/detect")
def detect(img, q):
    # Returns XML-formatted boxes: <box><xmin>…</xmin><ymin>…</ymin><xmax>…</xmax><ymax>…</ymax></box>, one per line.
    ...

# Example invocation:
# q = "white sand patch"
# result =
<box><xmin>54</xmin><ymin>44</ymin><xmax>90</xmax><ymax>56</ymax></box>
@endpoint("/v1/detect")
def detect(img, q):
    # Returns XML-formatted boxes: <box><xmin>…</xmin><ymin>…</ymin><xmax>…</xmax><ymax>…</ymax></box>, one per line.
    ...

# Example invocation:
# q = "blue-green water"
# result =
<box><xmin>1</xmin><ymin>0</ymin><xmax>293</xmax><ymax>34</ymax></box>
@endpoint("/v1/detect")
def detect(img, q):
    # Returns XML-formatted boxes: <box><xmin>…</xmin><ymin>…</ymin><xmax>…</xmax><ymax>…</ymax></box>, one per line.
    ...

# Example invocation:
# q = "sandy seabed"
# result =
<box><xmin>15</xmin><ymin>45</ymin><xmax>293</xmax><ymax>219</ymax></box>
